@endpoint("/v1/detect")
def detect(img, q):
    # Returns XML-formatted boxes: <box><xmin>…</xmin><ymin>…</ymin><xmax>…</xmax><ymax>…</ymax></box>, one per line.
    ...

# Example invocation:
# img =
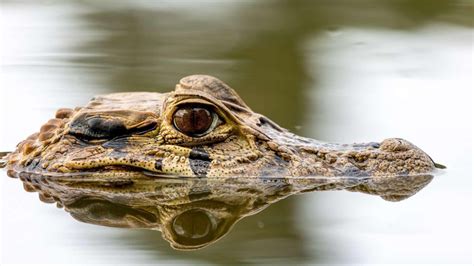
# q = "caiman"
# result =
<box><xmin>0</xmin><ymin>75</ymin><xmax>443</xmax><ymax>250</ymax></box>
<box><xmin>2</xmin><ymin>75</ymin><xmax>441</xmax><ymax>179</ymax></box>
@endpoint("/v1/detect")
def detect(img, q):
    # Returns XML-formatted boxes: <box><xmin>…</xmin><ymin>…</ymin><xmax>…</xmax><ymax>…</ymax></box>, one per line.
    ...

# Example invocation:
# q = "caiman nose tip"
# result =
<box><xmin>380</xmin><ymin>138</ymin><xmax>446</xmax><ymax>170</ymax></box>
<box><xmin>380</xmin><ymin>138</ymin><xmax>413</xmax><ymax>152</ymax></box>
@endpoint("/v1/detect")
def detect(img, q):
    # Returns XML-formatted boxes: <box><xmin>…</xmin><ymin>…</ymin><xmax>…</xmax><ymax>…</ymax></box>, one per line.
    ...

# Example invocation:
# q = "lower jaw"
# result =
<box><xmin>9</xmin><ymin>164</ymin><xmax>161</xmax><ymax>178</ymax></box>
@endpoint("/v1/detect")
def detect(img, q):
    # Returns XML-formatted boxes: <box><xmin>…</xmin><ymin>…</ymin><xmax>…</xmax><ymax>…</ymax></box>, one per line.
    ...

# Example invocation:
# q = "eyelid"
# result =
<box><xmin>168</xmin><ymin>94</ymin><xmax>247</xmax><ymax>130</ymax></box>
<box><xmin>170</xmin><ymin>99</ymin><xmax>226</xmax><ymax>122</ymax></box>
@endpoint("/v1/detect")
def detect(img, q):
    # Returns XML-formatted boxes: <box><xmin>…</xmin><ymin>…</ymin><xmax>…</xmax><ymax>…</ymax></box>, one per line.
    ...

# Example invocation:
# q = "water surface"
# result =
<box><xmin>1</xmin><ymin>0</ymin><xmax>472</xmax><ymax>264</ymax></box>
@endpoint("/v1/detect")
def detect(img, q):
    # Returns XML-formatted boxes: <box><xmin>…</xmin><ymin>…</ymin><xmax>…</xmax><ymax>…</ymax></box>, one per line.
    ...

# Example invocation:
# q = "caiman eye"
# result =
<box><xmin>172</xmin><ymin>105</ymin><xmax>219</xmax><ymax>137</ymax></box>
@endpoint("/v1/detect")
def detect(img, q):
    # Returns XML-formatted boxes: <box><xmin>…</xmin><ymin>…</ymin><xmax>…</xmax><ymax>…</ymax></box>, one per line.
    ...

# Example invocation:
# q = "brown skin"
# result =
<box><xmin>4</xmin><ymin>75</ymin><xmax>438</xmax><ymax>179</ymax></box>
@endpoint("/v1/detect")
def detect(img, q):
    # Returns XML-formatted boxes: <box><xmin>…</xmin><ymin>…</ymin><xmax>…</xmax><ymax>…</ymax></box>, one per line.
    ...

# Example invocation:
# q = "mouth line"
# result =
<box><xmin>11</xmin><ymin>163</ymin><xmax>158</xmax><ymax>177</ymax></box>
<box><xmin>70</xmin><ymin>165</ymin><xmax>181</xmax><ymax>178</ymax></box>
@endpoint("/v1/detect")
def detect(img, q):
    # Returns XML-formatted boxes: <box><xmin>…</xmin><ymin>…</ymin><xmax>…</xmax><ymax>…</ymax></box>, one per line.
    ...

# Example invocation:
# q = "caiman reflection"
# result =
<box><xmin>14</xmin><ymin>172</ymin><xmax>432</xmax><ymax>250</ymax></box>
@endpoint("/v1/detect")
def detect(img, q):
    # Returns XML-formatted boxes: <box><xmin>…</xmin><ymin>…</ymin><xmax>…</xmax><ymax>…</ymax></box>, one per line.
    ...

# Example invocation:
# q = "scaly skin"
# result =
<box><xmin>4</xmin><ymin>75</ymin><xmax>438</xmax><ymax>179</ymax></box>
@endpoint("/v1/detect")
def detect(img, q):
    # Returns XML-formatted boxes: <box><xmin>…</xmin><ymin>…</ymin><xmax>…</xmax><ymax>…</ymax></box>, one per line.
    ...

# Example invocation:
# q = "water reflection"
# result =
<box><xmin>15</xmin><ymin>172</ymin><xmax>432</xmax><ymax>250</ymax></box>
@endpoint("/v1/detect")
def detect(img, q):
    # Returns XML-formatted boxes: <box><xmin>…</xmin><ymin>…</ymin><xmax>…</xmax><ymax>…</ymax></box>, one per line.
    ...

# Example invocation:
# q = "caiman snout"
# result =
<box><xmin>380</xmin><ymin>138</ymin><xmax>414</xmax><ymax>152</ymax></box>
<box><xmin>378</xmin><ymin>138</ymin><xmax>445</xmax><ymax>169</ymax></box>
<box><xmin>378</xmin><ymin>138</ymin><xmax>445</xmax><ymax>170</ymax></box>
<box><xmin>364</xmin><ymin>137</ymin><xmax>438</xmax><ymax>176</ymax></box>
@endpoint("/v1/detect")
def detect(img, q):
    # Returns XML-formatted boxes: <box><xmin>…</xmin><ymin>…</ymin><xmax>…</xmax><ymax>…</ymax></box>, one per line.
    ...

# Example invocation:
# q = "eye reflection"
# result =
<box><xmin>172</xmin><ymin>209</ymin><xmax>216</xmax><ymax>240</ymax></box>
<box><xmin>172</xmin><ymin>105</ymin><xmax>218</xmax><ymax>137</ymax></box>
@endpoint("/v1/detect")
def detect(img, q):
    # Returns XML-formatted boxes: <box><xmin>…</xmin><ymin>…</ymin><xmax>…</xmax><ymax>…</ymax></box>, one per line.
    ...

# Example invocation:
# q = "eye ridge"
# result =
<box><xmin>172</xmin><ymin>104</ymin><xmax>219</xmax><ymax>137</ymax></box>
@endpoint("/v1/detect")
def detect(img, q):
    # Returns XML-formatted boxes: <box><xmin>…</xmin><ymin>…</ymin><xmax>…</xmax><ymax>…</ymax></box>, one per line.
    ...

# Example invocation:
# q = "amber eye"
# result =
<box><xmin>172</xmin><ymin>105</ymin><xmax>218</xmax><ymax>137</ymax></box>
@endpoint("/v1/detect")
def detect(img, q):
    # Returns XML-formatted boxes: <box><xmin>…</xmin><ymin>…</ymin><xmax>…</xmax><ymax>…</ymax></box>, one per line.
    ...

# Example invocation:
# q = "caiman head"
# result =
<box><xmin>3</xmin><ymin>75</ymin><xmax>441</xmax><ymax>178</ymax></box>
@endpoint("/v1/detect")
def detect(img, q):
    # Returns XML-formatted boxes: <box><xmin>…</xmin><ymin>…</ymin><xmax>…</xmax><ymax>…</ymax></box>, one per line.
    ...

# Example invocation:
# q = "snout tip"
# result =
<box><xmin>379</xmin><ymin>138</ymin><xmax>446</xmax><ymax>171</ymax></box>
<box><xmin>380</xmin><ymin>138</ymin><xmax>414</xmax><ymax>152</ymax></box>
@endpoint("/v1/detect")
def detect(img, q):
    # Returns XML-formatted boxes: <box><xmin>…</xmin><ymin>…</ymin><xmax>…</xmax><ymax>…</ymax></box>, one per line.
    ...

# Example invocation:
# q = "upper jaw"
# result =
<box><xmin>288</xmin><ymin>137</ymin><xmax>438</xmax><ymax>177</ymax></box>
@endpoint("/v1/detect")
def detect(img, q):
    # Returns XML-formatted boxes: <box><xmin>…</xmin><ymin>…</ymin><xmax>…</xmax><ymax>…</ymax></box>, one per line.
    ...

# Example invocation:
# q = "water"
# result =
<box><xmin>6</xmin><ymin>172</ymin><xmax>435</xmax><ymax>251</ymax></box>
<box><xmin>0</xmin><ymin>0</ymin><xmax>472</xmax><ymax>264</ymax></box>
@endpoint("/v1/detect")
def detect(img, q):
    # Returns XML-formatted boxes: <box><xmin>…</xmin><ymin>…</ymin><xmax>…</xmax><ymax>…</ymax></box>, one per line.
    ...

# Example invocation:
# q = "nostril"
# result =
<box><xmin>369</xmin><ymin>142</ymin><xmax>380</xmax><ymax>149</ymax></box>
<box><xmin>380</xmin><ymin>138</ymin><xmax>412</xmax><ymax>152</ymax></box>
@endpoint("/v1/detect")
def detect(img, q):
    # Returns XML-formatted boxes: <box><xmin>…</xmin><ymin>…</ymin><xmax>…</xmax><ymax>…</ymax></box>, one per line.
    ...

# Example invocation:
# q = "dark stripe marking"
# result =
<box><xmin>155</xmin><ymin>158</ymin><xmax>163</xmax><ymax>172</ymax></box>
<box><xmin>189</xmin><ymin>147</ymin><xmax>212</xmax><ymax>177</ymax></box>
<box><xmin>189</xmin><ymin>148</ymin><xmax>211</xmax><ymax>161</ymax></box>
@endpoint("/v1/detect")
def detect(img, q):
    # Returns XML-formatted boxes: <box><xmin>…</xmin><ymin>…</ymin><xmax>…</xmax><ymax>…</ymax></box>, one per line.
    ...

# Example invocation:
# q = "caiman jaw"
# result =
<box><xmin>54</xmin><ymin>137</ymin><xmax>436</xmax><ymax>179</ymax></box>
<box><xmin>60</xmin><ymin>143</ymin><xmax>209</xmax><ymax>177</ymax></box>
<box><xmin>278</xmin><ymin>137</ymin><xmax>437</xmax><ymax>178</ymax></box>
